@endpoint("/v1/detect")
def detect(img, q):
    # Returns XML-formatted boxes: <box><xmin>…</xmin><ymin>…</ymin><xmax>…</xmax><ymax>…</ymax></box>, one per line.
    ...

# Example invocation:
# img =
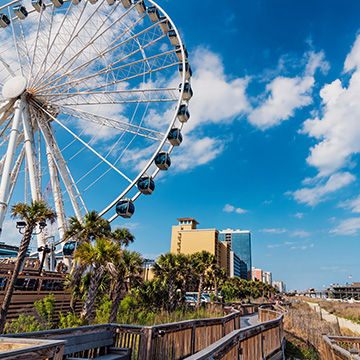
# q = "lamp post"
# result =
<box><xmin>16</xmin><ymin>220</ymin><xmax>47</xmax><ymax>272</ymax></box>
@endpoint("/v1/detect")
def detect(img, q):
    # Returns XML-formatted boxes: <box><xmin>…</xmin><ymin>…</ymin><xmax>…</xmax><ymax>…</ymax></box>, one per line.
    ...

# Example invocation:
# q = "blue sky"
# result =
<box><xmin>118</xmin><ymin>0</ymin><xmax>360</xmax><ymax>291</ymax></box>
<box><xmin>3</xmin><ymin>0</ymin><xmax>360</xmax><ymax>291</ymax></box>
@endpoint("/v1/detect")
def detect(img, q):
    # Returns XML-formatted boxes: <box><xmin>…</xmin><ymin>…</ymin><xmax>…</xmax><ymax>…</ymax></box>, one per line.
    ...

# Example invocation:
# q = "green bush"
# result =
<box><xmin>34</xmin><ymin>293</ymin><xmax>56</xmax><ymax>329</ymax></box>
<box><xmin>5</xmin><ymin>314</ymin><xmax>42</xmax><ymax>334</ymax></box>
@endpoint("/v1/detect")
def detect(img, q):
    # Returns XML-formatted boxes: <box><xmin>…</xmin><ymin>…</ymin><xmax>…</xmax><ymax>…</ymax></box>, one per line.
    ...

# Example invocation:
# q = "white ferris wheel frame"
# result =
<box><xmin>0</xmin><ymin>0</ymin><xmax>191</xmax><ymax>254</ymax></box>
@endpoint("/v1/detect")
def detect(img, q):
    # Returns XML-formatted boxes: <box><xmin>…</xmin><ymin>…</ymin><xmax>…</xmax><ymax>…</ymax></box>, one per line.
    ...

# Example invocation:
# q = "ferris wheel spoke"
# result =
<box><xmin>41</xmin><ymin>87</ymin><xmax>179</xmax><ymax>106</ymax></box>
<box><xmin>55</xmin><ymin>104</ymin><xmax>165</xmax><ymax>142</ymax></box>
<box><xmin>31</xmin><ymin>1</ymin><xmax>92</xmax><ymax>87</ymax></box>
<box><xmin>28</xmin><ymin>5</ymin><xmax>54</xmax><ymax>86</ymax></box>
<box><xmin>36</xmin><ymin>103</ymin><xmax>133</xmax><ymax>184</ymax></box>
<box><xmin>9</xmin><ymin>12</ymin><xmax>33</xmax><ymax>77</ymax></box>
<box><xmin>34</xmin><ymin>19</ymin><xmax>163</xmax><ymax>94</ymax></box>
<box><xmin>30</xmin><ymin>1</ymin><xmax>78</xmax><ymax>87</ymax></box>
<box><xmin>33</xmin><ymin>108</ymin><xmax>85</xmax><ymax>220</ymax></box>
<box><xmin>40</xmin><ymin>49</ymin><xmax>178</xmax><ymax>97</ymax></box>
<box><xmin>33</xmin><ymin>0</ymin><xmax>126</xmax><ymax>89</ymax></box>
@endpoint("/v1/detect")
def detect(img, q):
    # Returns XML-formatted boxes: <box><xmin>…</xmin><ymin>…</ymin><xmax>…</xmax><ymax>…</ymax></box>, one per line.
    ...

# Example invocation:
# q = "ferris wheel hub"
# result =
<box><xmin>2</xmin><ymin>76</ymin><xmax>27</xmax><ymax>99</ymax></box>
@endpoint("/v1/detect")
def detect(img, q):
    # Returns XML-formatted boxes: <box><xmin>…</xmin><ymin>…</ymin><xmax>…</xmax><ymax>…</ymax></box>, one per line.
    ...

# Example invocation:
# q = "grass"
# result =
<box><xmin>116</xmin><ymin>306</ymin><xmax>225</xmax><ymax>326</ymax></box>
<box><xmin>285</xmin><ymin>332</ymin><xmax>319</xmax><ymax>360</ymax></box>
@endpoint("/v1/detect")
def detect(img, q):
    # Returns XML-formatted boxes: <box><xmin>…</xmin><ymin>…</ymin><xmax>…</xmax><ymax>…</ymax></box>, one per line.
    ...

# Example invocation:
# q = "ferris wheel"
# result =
<box><xmin>0</xmin><ymin>0</ymin><xmax>192</xmax><ymax>258</ymax></box>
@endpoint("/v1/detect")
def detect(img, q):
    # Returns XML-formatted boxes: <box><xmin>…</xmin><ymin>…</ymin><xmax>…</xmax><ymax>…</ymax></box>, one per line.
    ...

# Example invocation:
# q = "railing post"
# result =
<box><xmin>138</xmin><ymin>327</ymin><xmax>154</xmax><ymax>360</ymax></box>
<box><xmin>261</xmin><ymin>329</ymin><xmax>265</xmax><ymax>360</ymax></box>
<box><xmin>191</xmin><ymin>321</ymin><xmax>196</xmax><ymax>355</ymax></box>
<box><xmin>222</xmin><ymin>318</ymin><xmax>226</xmax><ymax>337</ymax></box>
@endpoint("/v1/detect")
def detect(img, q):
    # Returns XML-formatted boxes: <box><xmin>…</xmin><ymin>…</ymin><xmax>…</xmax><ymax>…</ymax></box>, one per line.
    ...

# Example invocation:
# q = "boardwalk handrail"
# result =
<box><xmin>182</xmin><ymin>305</ymin><xmax>285</xmax><ymax>360</ymax></box>
<box><xmin>2</xmin><ymin>304</ymin><xmax>255</xmax><ymax>359</ymax></box>
<box><xmin>0</xmin><ymin>337</ymin><xmax>66</xmax><ymax>359</ymax></box>
<box><xmin>323</xmin><ymin>334</ymin><xmax>360</xmax><ymax>360</ymax></box>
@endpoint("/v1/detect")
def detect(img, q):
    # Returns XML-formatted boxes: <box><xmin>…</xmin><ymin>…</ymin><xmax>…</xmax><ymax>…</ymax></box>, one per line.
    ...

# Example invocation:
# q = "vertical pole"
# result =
<box><xmin>190</xmin><ymin>322</ymin><xmax>196</xmax><ymax>355</ymax></box>
<box><xmin>0</xmin><ymin>99</ymin><xmax>22</xmax><ymax>233</ymax></box>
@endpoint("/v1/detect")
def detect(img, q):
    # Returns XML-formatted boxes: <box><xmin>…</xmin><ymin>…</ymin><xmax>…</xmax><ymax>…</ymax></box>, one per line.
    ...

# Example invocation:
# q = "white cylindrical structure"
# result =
<box><xmin>0</xmin><ymin>99</ymin><xmax>22</xmax><ymax>232</ymax></box>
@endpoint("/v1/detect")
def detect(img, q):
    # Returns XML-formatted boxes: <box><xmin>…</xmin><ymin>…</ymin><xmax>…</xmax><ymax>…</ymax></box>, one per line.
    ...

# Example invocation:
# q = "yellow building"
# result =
<box><xmin>170</xmin><ymin>218</ymin><xmax>230</xmax><ymax>276</ymax></box>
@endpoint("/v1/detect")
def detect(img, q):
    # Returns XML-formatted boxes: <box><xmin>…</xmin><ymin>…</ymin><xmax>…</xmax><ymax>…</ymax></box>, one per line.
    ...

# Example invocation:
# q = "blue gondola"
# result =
<box><xmin>134</xmin><ymin>0</ymin><xmax>146</xmax><ymax>15</ymax></box>
<box><xmin>32</xmin><ymin>0</ymin><xmax>45</xmax><ymax>12</ymax></box>
<box><xmin>159</xmin><ymin>16</ymin><xmax>172</xmax><ymax>34</ymax></box>
<box><xmin>116</xmin><ymin>199</ymin><xmax>135</xmax><ymax>218</ymax></box>
<box><xmin>63</xmin><ymin>241</ymin><xmax>77</xmax><ymax>256</ymax></box>
<box><xmin>155</xmin><ymin>152</ymin><xmax>171</xmax><ymax>170</ymax></box>
<box><xmin>177</xmin><ymin>104</ymin><xmax>190</xmax><ymax>123</ymax></box>
<box><xmin>179</xmin><ymin>82</ymin><xmax>193</xmax><ymax>101</ymax></box>
<box><xmin>175</xmin><ymin>45</ymin><xmax>188</xmax><ymax>62</ymax></box>
<box><xmin>179</xmin><ymin>62</ymin><xmax>192</xmax><ymax>80</ymax></box>
<box><xmin>121</xmin><ymin>0</ymin><xmax>132</xmax><ymax>8</ymax></box>
<box><xmin>51</xmin><ymin>0</ymin><xmax>64</xmax><ymax>8</ymax></box>
<box><xmin>168</xmin><ymin>128</ymin><xmax>182</xmax><ymax>146</ymax></box>
<box><xmin>147</xmin><ymin>6</ymin><xmax>160</xmax><ymax>23</ymax></box>
<box><xmin>168</xmin><ymin>29</ymin><xmax>179</xmax><ymax>46</ymax></box>
<box><xmin>13</xmin><ymin>5</ymin><xmax>28</xmax><ymax>19</ymax></box>
<box><xmin>0</xmin><ymin>13</ymin><xmax>10</xmax><ymax>28</ymax></box>
<box><xmin>137</xmin><ymin>175</ymin><xmax>155</xmax><ymax>195</ymax></box>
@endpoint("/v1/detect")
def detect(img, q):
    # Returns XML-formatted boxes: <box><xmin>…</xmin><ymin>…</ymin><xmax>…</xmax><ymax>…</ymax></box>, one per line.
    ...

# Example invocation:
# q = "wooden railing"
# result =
<box><xmin>181</xmin><ymin>305</ymin><xmax>285</xmax><ymax>360</ymax></box>
<box><xmin>0</xmin><ymin>337</ymin><xmax>65</xmax><ymax>360</ymax></box>
<box><xmin>323</xmin><ymin>335</ymin><xmax>360</xmax><ymax>360</ymax></box>
<box><xmin>2</xmin><ymin>304</ymin><xmax>253</xmax><ymax>360</ymax></box>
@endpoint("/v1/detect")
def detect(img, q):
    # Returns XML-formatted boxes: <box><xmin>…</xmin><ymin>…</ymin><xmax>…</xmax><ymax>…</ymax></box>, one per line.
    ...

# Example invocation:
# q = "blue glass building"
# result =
<box><xmin>219</xmin><ymin>230</ymin><xmax>252</xmax><ymax>281</ymax></box>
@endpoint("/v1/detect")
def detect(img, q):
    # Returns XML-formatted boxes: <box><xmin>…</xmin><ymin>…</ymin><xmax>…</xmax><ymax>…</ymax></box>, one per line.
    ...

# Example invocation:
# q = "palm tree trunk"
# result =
<box><xmin>109</xmin><ymin>280</ymin><xmax>123</xmax><ymax>323</ymax></box>
<box><xmin>70</xmin><ymin>295</ymin><xmax>77</xmax><ymax>313</ymax></box>
<box><xmin>168</xmin><ymin>279</ymin><xmax>175</xmax><ymax>311</ymax></box>
<box><xmin>81</xmin><ymin>266</ymin><xmax>104</xmax><ymax>320</ymax></box>
<box><xmin>196</xmin><ymin>275</ymin><xmax>204</xmax><ymax>309</ymax></box>
<box><xmin>214</xmin><ymin>281</ymin><xmax>218</xmax><ymax>302</ymax></box>
<box><xmin>0</xmin><ymin>225</ymin><xmax>33</xmax><ymax>333</ymax></box>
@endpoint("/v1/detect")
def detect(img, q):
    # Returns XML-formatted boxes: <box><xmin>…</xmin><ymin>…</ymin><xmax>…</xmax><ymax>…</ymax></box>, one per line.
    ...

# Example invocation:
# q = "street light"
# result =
<box><xmin>37</xmin><ymin>244</ymin><xmax>52</xmax><ymax>275</ymax></box>
<box><xmin>16</xmin><ymin>220</ymin><xmax>47</xmax><ymax>235</ymax></box>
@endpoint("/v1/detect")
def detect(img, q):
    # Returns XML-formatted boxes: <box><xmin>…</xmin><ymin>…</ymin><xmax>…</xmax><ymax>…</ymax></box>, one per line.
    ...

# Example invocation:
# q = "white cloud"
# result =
<box><xmin>301</xmin><ymin>34</ymin><xmax>360</xmax><ymax>181</ymax></box>
<box><xmin>267</xmin><ymin>244</ymin><xmax>280</xmax><ymax>248</ymax></box>
<box><xmin>290</xmin><ymin>230</ymin><xmax>311</xmax><ymax>238</ymax></box>
<box><xmin>339</xmin><ymin>195</ymin><xmax>360</xmax><ymax>213</ymax></box>
<box><xmin>171</xmin><ymin>136</ymin><xmax>225</xmax><ymax>172</ymax></box>
<box><xmin>285</xmin><ymin>241</ymin><xmax>296</xmax><ymax>245</ymax></box>
<box><xmin>248</xmin><ymin>50</ymin><xmax>328</xmax><ymax>130</ymax></box>
<box><xmin>289</xmin><ymin>172</ymin><xmax>355</xmax><ymax>206</ymax></box>
<box><xmin>248</xmin><ymin>76</ymin><xmax>314</xmax><ymax>130</ymax></box>
<box><xmin>295</xmin><ymin>213</ymin><xmax>305</xmax><ymax>219</ymax></box>
<box><xmin>259</xmin><ymin>228</ymin><xmax>287</xmax><ymax>234</ymax></box>
<box><xmin>188</xmin><ymin>47</ymin><xmax>251</xmax><ymax>132</ymax></box>
<box><xmin>330</xmin><ymin>217</ymin><xmax>360</xmax><ymax>235</ymax></box>
<box><xmin>223</xmin><ymin>204</ymin><xmax>248</xmax><ymax>214</ymax></box>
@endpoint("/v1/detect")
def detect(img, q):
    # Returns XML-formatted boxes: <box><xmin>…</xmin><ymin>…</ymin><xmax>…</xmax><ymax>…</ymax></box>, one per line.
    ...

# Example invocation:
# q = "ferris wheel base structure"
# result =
<box><xmin>0</xmin><ymin>0</ymin><xmax>192</xmax><ymax>272</ymax></box>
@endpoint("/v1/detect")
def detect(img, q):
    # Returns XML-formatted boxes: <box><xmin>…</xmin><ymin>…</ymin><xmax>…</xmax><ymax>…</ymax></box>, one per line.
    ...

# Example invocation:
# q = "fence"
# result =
<box><xmin>2</xmin><ymin>304</ymin><xmax>252</xmax><ymax>360</ymax></box>
<box><xmin>323</xmin><ymin>334</ymin><xmax>360</xmax><ymax>360</ymax></box>
<box><xmin>181</xmin><ymin>305</ymin><xmax>285</xmax><ymax>360</ymax></box>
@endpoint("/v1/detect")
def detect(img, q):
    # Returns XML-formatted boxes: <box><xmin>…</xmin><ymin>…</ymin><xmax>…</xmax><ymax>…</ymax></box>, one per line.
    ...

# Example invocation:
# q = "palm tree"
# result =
<box><xmin>0</xmin><ymin>200</ymin><xmax>56</xmax><ymax>333</ymax></box>
<box><xmin>73</xmin><ymin>237</ymin><xmax>120</xmax><ymax>321</ymax></box>
<box><xmin>176</xmin><ymin>253</ymin><xmax>193</xmax><ymax>304</ymax></box>
<box><xmin>207</xmin><ymin>264</ymin><xmax>227</xmax><ymax>301</ymax></box>
<box><xmin>111</xmin><ymin>228</ymin><xmax>135</xmax><ymax>247</ymax></box>
<box><xmin>109</xmin><ymin>250</ymin><xmax>143</xmax><ymax>323</ymax></box>
<box><xmin>153</xmin><ymin>253</ymin><xmax>181</xmax><ymax>311</ymax></box>
<box><xmin>64</xmin><ymin>210</ymin><xmax>111</xmax><ymax>244</ymax></box>
<box><xmin>191</xmin><ymin>251</ymin><xmax>216</xmax><ymax>308</ymax></box>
